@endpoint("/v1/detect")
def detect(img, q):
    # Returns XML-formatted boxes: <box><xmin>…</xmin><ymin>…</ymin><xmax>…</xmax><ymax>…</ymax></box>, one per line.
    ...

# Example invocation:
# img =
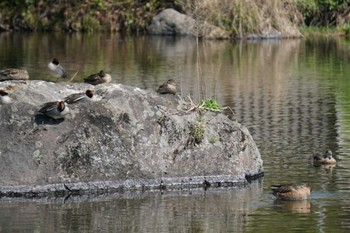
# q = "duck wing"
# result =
<box><xmin>0</xmin><ymin>69</ymin><xmax>14</xmax><ymax>76</ymax></box>
<box><xmin>64</xmin><ymin>92</ymin><xmax>84</xmax><ymax>104</ymax></box>
<box><xmin>84</xmin><ymin>73</ymin><xmax>101</xmax><ymax>84</ymax></box>
<box><xmin>157</xmin><ymin>83</ymin><xmax>167</xmax><ymax>94</ymax></box>
<box><xmin>38</xmin><ymin>101</ymin><xmax>57</xmax><ymax>113</ymax></box>
<box><xmin>271</xmin><ymin>184</ymin><xmax>297</xmax><ymax>195</ymax></box>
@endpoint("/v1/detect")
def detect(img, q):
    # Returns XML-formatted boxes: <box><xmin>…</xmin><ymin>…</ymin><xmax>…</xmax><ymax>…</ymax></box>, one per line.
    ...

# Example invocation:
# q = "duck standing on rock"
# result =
<box><xmin>313</xmin><ymin>150</ymin><xmax>336</xmax><ymax>165</ymax></box>
<box><xmin>271</xmin><ymin>183</ymin><xmax>312</xmax><ymax>201</ymax></box>
<box><xmin>157</xmin><ymin>79</ymin><xmax>176</xmax><ymax>95</ymax></box>
<box><xmin>84</xmin><ymin>70</ymin><xmax>111</xmax><ymax>85</ymax></box>
<box><xmin>0</xmin><ymin>68</ymin><xmax>29</xmax><ymax>81</ymax></box>
<box><xmin>64</xmin><ymin>89</ymin><xmax>94</xmax><ymax>104</ymax></box>
<box><xmin>38</xmin><ymin>100</ymin><xmax>69</xmax><ymax>120</ymax></box>
<box><xmin>48</xmin><ymin>58</ymin><xmax>67</xmax><ymax>79</ymax></box>
<box><xmin>0</xmin><ymin>89</ymin><xmax>11</xmax><ymax>104</ymax></box>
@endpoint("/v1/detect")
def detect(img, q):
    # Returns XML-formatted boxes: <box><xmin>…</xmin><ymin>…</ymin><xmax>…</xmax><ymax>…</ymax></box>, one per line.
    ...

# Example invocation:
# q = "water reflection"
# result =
<box><xmin>273</xmin><ymin>200</ymin><xmax>311</xmax><ymax>214</ymax></box>
<box><xmin>1</xmin><ymin>33</ymin><xmax>350</xmax><ymax>232</ymax></box>
<box><xmin>0</xmin><ymin>180</ymin><xmax>263</xmax><ymax>232</ymax></box>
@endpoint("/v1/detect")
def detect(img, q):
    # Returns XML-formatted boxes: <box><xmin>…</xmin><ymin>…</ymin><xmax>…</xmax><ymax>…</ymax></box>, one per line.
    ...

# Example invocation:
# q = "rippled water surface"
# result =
<box><xmin>1</xmin><ymin>33</ymin><xmax>350</xmax><ymax>232</ymax></box>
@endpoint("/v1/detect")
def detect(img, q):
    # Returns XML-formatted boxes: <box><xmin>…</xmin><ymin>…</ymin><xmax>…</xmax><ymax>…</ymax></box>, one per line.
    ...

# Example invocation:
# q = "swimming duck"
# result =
<box><xmin>38</xmin><ymin>100</ymin><xmax>69</xmax><ymax>120</ymax></box>
<box><xmin>157</xmin><ymin>79</ymin><xmax>176</xmax><ymax>95</ymax></box>
<box><xmin>0</xmin><ymin>89</ymin><xmax>11</xmax><ymax>104</ymax></box>
<box><xmin>271</xmin><ymin>183</ymin><xmax>312</xmax><ymax>201</ymax></box>
<box><xmin>64</xmin><ymin>89</ymin><xmax>94</xmax><ymax>104</ymax></box>
<box><xmin>0</xmin><ymin>68</ymin><xmax>29</xmax><ymax>81</ymax></box>
<box><xmin>84</xmin><ymin>70</ymin><xmax>111</xmax><ymax>85</ymax></box>
<box><xmin>48</xmin><ymin>58</ymin><xmax>67</xmax><ymax>79</ymax></box>
<box><xmin>313</xmin><ymin>150</ymin><xmax>336</xmax><ymax>165</ymax></box>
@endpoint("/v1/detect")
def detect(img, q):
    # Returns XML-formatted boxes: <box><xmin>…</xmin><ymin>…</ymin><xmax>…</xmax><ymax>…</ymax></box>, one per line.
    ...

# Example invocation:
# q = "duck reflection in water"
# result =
<box><xmin>274</xmin><ymin>199</ymin><xmax>311</xmax><ymax>214</ymax></box>
<box><xmin>320</xmin><ymin>164</ymin><xmax>336</xmax><ymax>172</ymax></box>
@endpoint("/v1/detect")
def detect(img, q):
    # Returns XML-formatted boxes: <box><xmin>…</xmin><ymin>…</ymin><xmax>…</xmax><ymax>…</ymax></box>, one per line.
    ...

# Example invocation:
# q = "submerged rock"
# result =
<box><xmin>0</xmin><ymin>80</ymin><xmax>263</xmax><ymax>197</ymax></box>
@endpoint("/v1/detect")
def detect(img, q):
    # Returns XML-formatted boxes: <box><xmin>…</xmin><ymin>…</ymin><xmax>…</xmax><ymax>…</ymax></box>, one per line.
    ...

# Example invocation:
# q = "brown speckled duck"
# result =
<box><xmin>0</xmin><ymin>68</ymin><xmax>29</xmax><ymax>81</ymax></box>
<box><xmin>157</xmin><ymin>79</ymin><xmax>176</xmax><ymax>95</ymax></box>
<box><xmin>271</xmin><ymin>183</ymin><xmax>312</xmax><ymax>201</ymax></box>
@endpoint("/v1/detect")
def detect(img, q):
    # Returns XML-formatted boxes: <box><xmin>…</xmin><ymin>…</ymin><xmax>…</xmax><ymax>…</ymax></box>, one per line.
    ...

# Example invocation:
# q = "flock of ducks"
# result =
<box><xmin>0</xmin><ymin>59</ymin><xmax>338</xmax><ymax>202</ymax></box>
<box><xmin>0</xmin><ymin>58</ymin><xmax>177</xmax><ymax>120</ymax></box>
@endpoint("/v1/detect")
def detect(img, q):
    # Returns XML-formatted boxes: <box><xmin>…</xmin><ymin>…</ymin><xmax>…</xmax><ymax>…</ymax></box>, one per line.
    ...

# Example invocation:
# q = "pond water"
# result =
<box><xmin>1</xmin><ymin>33</ymin><xmax>350</xmax><ymax>232</ymax></box>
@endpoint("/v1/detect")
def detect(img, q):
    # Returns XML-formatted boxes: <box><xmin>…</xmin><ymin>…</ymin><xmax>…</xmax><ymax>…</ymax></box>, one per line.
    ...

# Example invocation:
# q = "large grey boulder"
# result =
<box><xmin>0</xmin><ymin>80</ymin><xmax>263</xmax><ymax>197</ymax></box>
<box><xmin>148</xmin><ymin>8</ymin><xmax>230</xmax><ymax>39</ymax></box>
<box><xmin>149</xmin><ymin>9</ymin><xmax>302</xmax><ymax>40</ymax></box>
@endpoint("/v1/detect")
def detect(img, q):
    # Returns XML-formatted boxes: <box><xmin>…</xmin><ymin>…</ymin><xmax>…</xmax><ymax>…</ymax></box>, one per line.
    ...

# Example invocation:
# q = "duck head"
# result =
<box><xmin>58</xmin><ymin>100</ymin><xmax>66</xmax><ymax>112</ymax></box>
<box><xmin>86</xmin><ymin>89</ymin><xmax>94</xmax><ymax>98</ymax></box>
<box><xmin>325</xmin><ymin>150</ymin><xmax>333</xmax><ymax>159</ymax></box>
<box><xmin>52</xmin><ymin>58</ymin><xmax>60</xmax><ymax>65</ymax></box>
<box><xmin>98</xmin><ymin>70</ymin><xmax>105</xmax><ymax>77</ymax></box>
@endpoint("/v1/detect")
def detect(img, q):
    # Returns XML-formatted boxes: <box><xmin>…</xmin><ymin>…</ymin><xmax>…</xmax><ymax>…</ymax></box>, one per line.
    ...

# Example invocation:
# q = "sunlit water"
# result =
<box><xmin>1</xmin><ymin>33</ymin><xmax>350</xmax><ymax>232</ymax></box>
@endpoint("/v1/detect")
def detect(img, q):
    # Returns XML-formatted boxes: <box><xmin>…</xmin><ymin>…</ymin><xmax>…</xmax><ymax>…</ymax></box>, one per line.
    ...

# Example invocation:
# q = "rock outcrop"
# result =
<box><xmin>0</xmin><ymin>80</ymin><xmax>263</xmax><ymax>197</ymax></box>
<box><xmin>148</xmin><ymin>8</ymin><xmax>302</xmax><ymax>39</ymax></box>
<box><xmin>147</xmin><ymin>8</ymin><xmax>230</xmax><ymax>39</ymax></box>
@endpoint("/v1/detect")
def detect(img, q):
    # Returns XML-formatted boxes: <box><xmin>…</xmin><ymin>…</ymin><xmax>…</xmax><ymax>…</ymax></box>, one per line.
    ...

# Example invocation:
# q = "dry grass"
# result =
<box><xmin>176</xmin><ymin>0</ymin><xmax>303</xmax><ymax>38</ymax></box>
<box><xmin>1</xmin><ymin>0</ymin><xmax>303</xmax><ymax>36</ymax></box>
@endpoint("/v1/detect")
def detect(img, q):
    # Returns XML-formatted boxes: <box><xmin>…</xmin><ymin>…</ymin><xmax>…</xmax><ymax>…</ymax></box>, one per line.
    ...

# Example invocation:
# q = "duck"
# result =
<box><xmin>38</xmin><ymin>100</ymin><xmax>69</xmax><ymax>120</ymax></box>
<box><xmin>313</xmin><ymin>150</ymin><xmax>336</xmax><ymax>165</ymax></box>
<box><xmin>64</xmin><ymin>89</ymin><xmax>94</xmax><ymax>104</ymax></box>
<box><xmin>271</xmin><ymin>183</ymin><xmax>312</xmax><ymax>201</ymax></box>
<box><xmin>0</xmin><ymin>68</ymin><xmax>29</xmax><ymax>81</ymax></box>
<box><xmin>84</xmin><ymin>70</ymin><xmax>111</xmax><ymax>85</ymax></box>
<box><xmin>157</xmin><ymin>79</ymin><xmax>176</xmax><ymax>95</ymax></box>
<box><xmin>48</xmin><ymin>58</ymin><xmax>67</xmax><ymax>79</ymax></box>
<box><xmin>0</xmin><ymin>89</ymin><xmax>11</xmax><ymax>104</ymax></box>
